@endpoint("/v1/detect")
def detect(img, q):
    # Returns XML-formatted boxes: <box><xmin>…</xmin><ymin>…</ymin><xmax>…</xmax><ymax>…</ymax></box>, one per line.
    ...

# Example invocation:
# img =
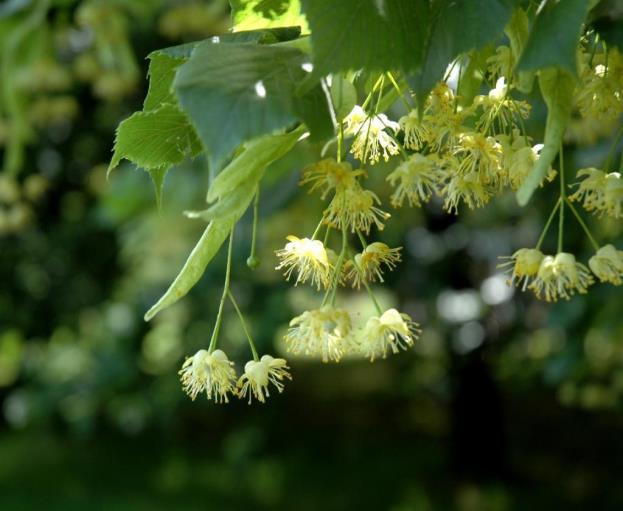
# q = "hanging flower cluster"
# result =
<box><xmin>176</xmin><ymin>38</ymin><xmax>623</xmax><ymax>405</ymax></box>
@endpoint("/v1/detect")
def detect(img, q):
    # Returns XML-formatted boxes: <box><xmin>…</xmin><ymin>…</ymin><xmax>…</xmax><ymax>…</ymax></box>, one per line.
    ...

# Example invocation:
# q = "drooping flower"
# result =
<box><xmin>398</xmin><ymin>109</ymin><xmax>429</xmax><ymax>151</ymax></box>
<box><xmin>275</xmin><ymin>236</ymin><xmax>332</xmax><ymax>290</ymax></box>
<box><xmin>589</xmin><ymin>244</ymin><xmax>623</xmax><ymax>285</ymax></box>
<box><xmin>423</xmin><ymin>82</ymin><xmax>466</xmax><ymax>151</ymax></box>
<box><xmin>452</xmin><ymin>132</ymin><xmax>504</xmax><ymax>188</ymax></box>
<box><xmin>442</xmin><ymin>170</ymin><xmax>491</xmax><ymax>214</ymax></box>
<box><xmin>569</xmin><ymin>169</ymin><xmax>623</xmax><ymax>218</ymax></box>
<box><xmin>345</xmin><ymin>242</ymin><xmax>402</xmax><ymax>288</ymax></box>
<box><xmin>237</xmin><ymin>354</ymin><xmax>292</xmax><ymax>404</ymax></box>
<box><xmin>507</xmin><ymin>143</ymin><xmax>546</xmax><ymax>190</ymax></box>
<box><xmin>498</xmin><ymin>248</ymin><xmax>545</xmax><ymax>291</ymax></box>
<box><xmin>323</xmin><ymin>185</ymin><xmax>390</xmax><ymax>233</ymax></box>
<box><xmin>345</xmin><ymin>105</ymin><xmax>400</xmax><ymax>164</ymax></box>
<box><xmin>386</xmin><ymin>153</ymin><xmax>442</xmax><ymax>207</ymax></box>
<box><xmin>284</xmin><ymin>306</ymin><xmax>352</xmax><ymax>363</ymax></box>
<box><xmin>529</xmin><ymin>252</ymin><xmax>594</xmax><ymax>301</ymax></box>
<box><xmin>300</xmin><ymin>158</ymin><xmax>364</xmax><ymax>199</ymax></box>
<box><xmin>179</xmin><ymin>349</ymin><xmax>237</xmax><ymax>403</ymax></box>
<box><xmin>359</xmin><ymin>308</ymin><xmax>421</xmax><ymax>362</ymax></box>
<box><xmin>474</xmin><ymin>77</ymin><xmax>531</xmax><ymax>132</ymax></box>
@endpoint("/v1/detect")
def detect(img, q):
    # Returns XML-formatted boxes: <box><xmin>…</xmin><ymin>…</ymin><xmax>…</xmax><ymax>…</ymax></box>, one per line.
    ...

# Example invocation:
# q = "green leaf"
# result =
<box><xmin>230</xmin><ymin>0</ymin><xmax>308</xmax><ymax>32</ymax></box>
<box><xmin>301</xmin><ymin>0</ymin><xmax>429</xmax><ymax>75</ymax></box>
<box><xmin>147</xmin><ymin>166</ymin><xmax>168</xmax><ymax>210</ymax></box>
<box><xmin>143</xmin><ymin>53</ymin><xmax>185</xmax><ymax>110</ymax></box>
<box><xmin>505</xmin><ymin>7</ymin><xmax>535</xmax><ymax>93</ymax></box>
<box><xmin>518</xmin><ymin>0</ymin><xmax>590</xmax><ymax>75</ymax></box>
<box><xmin>144</xmin><ymin>218</ymin><xmax>233</xmax><ymax>321</ymax></box>
<box><xmin>207</xmin><ymin>126</ymin><xmax>304</xmax><ymax>202</ymax></box>
<box><xmin>330</xmin><ymin>76</ymin><xmax>357</xmax><ymax>122</ymax></box>
<box><xmin>516</xmin><ymin>68</ymin><xmax>575</xmax><ymax>206</ymax></box>
<box><xmin>174</xmin><ymin>41</ymin><xmax>331</xmax><ymax>173</ymax></box>
<box><xmin>408</xmin><ymin>0</ymin><xmax>514</xmax><ymax>108</ymax></box>
<box><xmin>109</xmin><ymin>104</ymin><xmax>202</xmax><ymax>174</ymax></box>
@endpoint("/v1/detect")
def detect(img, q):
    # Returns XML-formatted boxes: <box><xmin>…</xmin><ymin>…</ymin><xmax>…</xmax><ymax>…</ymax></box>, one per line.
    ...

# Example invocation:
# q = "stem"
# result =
<box><xmin>385</xmin><ymin>71</ymin><xmax>411</xmax><ymax>110</ymax></box>
<box><xmin>346</xmin><ymin>248</ymin><xmax>383</xmax><ymax>315</ymax></box>
<box><xmin>565</xmin><ymin>198</ymin><xmax>600</xmax><ymax>251</ymax></box>
<box><xmin>323</xmin><ymin>224</ymin><xmax>331</xmax><ymax>245</ymax></box>
<box><xmin>311</xmin><ymin>219</ymin><xmax>324</xmax><ymax>240</ymax></box>
<box><xmin>603</xmin><ymin>126</ymin><xmax>623</xmax><ymax>172</ymax></box>
<box><xmin>535</xmin><ymin>197</ymin><xmax>561</xmax><ymax>250</ymax></box>
<box><xmin>454</xmin><ymin>58</ymin><xmax>462</xmax><ymax>113</ymax></box>
<box><xmin>322</xmin><ymin>227</ymin><xmax>348</xmax><ymax>306</ymax></box>
<box><xmin>337</xmin><ymin>121</ymin><xmax>344</xmax><ymax>162</ymax></box>
<box><xmin>249</xmin><ymin>188</ymin><xmax>260</xmax><ymax>260</ymax></box>
<box><xmin>373</xmin><ymin>74</ymin><xmax>386</xmax><ymax>114</ymax></box>
<box><xmin>208</xmin><ymin>226</ymin><xmax>235</xmax><ymax>353</ymax></box>
<box><xmin>356</xmin><ymin>230</ymin><xmax>368</xmax><ymax>250</ymax></box>
<box><xmin>361</xmin><ymin>74</ymin><xmax>384</xmax><ymax>110</ymax></box>
<box><xmin>558</xmin><ymin>146</ymin><xmax>565</xmax><ymax>253</ymax></box>
<box><xmin>227</xmin><ymin>289</ymin><xmax>259</xmax><ymax>361</ymax></box>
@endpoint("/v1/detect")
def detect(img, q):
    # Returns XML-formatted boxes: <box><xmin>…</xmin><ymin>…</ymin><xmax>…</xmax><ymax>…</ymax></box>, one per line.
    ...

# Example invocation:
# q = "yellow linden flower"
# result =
<box><xmin>589</xmin><ymin>244</ymin><xmax>623</xmax><ymax>285</ymax></box>
<box><xmin>570</xmin><ymin>169</ymin><xmax>623</xmax><ymax>218</ymax></box>
<box><xmin>275</xmin><ymin>236</ymin><xmax>331</xmax><ymax>290</ymax></box>
<box><xmin>398</xmin><ymin>109</ymin><xmax>429</xmax><ymax>150</ymax></box>
<box><xmin>453</xmin><ymin>132</ymin><xmax>504</xmax><ymax>188</ymax></box>
<box><xmin>474</xmin><ymin>77</ymin><xmax>531</xmax><ymax>132</ymax></box>
<box><xmin>359</xmin><ymin>308</ymin><xmax>421</xmax><ymax>362</ymax></box>
<box><xmin>498</xmin><ymin>248</ymin><xmax>545</xmax><ymax>290</ymax></box>
<box><xmin>284</xmin><ymin>306</ymin><xmax>352</xmax><ymax>363</ymax></box>
<box><xmin>300</xmin><ymin>158</ymin><xmax>365</xmax><ymax>199</ymax></box>
<box><xmin>386</xmin><ymin>153</ymin><xmax>442</xmax><ymax>207</ymax></box>
<box><xmin>179</xmin><ymin>349</ymin><xmax>237</xmax><ymax>403</ymax></box>
<box><xmin>423</xmin><ymin>83</ymin><xmax>466</xmax><ymax>151</ymax></box>
<box><xmin>604</xmin><ymin>172</ymin><xmax>623</xmax><ymax>218</ymax></box>
<box><xmin>345</xmin><ymin>242</ymin><xmax>402</xmax><ymax>288</ymax></box>
<box><xmin>345</xmin><ymin>105</ymin><xmax>400</xmax><ymax>164</ymax></box>
<box><xmin>529</xmin><ymin>252</ymin><xmax>594</xmax><ymax>302</ymax></box>
<box><xmin>237</xmin><ymin>355</ymin><xmax>291</xmax><ymax>404</ymax></box>
<box><xmin>507</xmin><ymin>144</ymin><xmax>543</xmax><ymax>190</ymax></box>
<box><xmin>442</xmin><ymin>170</ymin><xmax>491</xmax><ymax>214</ymax></box>
<box><xmin>323</xmin><ymin>185</ymin><xmax>390</xmax><ymax>233</ymax></box>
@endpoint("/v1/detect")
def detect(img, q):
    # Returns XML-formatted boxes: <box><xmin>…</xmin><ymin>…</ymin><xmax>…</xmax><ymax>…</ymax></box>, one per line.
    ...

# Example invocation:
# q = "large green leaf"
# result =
<box><xmin>518</xmin><ymin>0</ymin><xmax>590</xmax><ymax>75</ymax></box>
<box><xmin>108</xmin><ymin>104</ymin><xmax>202</xmax><ymax>205</ymax></box>
<box><xmin>144</xmin><ymin>128</ymin><xmax>303</xmax><ymax>321</ymax></box>
<box><xmin>174</xmin><ymin>41</ymin><xmax>331</xmax><ymax>174</ymax></box>
<box><xmin>109</xmin><ymin>104</ymin><xmax>201</xmax><ymax>172</ymax></box>
<box><xmin>516</xmin><ymin>68</ymin><xmax>575</xmax><ymax>206</ymax></box>
<box><xmin>300</xmin><ymin>0</ymin><xmax>429</xmax><ymax>75</ymax></box>
<box><xmin>408</xmin><ymin>0</ymin><xmax>514</xmax><ymax>108</ymax></box>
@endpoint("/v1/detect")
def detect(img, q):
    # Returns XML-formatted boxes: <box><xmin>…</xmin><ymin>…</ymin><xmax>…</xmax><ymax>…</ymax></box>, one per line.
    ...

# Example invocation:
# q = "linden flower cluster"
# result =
<box><xmin>276</xmin><ymin>155</ymin><xmax>420</xmax><ymax>363</ymax></box>
<box><xmin>179</xmin><ymin>349</ymin><xmax>291</xmax><ymax>404</ymax></box>
<box><xmin>374</xmin><ymin>70</ymin><xmax>538</xmax><ymax>214</ymax></box>
<box><xmin>501</xmin><ymin>244</ymin><xmax>623</xmax><ymax>302</ymax></box>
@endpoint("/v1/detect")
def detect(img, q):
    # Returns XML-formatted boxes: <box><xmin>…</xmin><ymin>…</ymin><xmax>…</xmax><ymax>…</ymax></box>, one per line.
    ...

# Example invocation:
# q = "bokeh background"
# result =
<box><xmin>1</xmin><ymin>1</ymin><xmax>623</xmax><ymax>509</ymax></box>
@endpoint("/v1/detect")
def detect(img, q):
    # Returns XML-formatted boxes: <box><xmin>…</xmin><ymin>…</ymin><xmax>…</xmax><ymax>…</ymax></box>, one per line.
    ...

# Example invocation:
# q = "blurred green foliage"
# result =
<box><xmin>1</xmin><ymin>1</ymin><xmax>623</xmax><ymax>509</ymax></box>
